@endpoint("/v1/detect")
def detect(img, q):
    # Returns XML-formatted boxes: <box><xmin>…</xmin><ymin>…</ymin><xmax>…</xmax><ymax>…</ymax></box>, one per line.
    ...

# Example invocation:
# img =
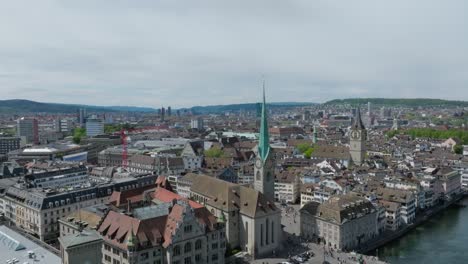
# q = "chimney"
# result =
<box><xmin>126</xmin><ymin>199</ymin><xmax>132</xmax><ymax>214</ymax></box>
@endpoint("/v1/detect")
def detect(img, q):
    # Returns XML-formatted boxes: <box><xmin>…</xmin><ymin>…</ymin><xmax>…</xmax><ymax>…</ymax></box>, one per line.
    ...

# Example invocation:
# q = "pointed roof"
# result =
<box><xmin>258</xmin><ymin>81</ymin><xmax>270</xmax><ymax>161</ymax></box>
<box><xmin>353</xmin><ymin>107</ymin><xmax>365</xmax><ymax>130</ymax></box>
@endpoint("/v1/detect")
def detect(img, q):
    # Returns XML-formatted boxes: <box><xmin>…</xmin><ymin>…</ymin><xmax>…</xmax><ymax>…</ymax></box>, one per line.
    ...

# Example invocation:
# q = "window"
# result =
<box><xmin>184</xmin><ymin>242</ymin><xmax>192</xmax><ymax>253</ymax></box>
<box><xmin>173</xmin><ymin>245</ymin><xmax>181</xmax><ymax>256</ymax></box>
<box><xmin>212</xmin><ymin>233</ymin><xmax>217</xmax><ymax>239</ymax></box>
<box><xmin>256</xmin><ymin>172</ymin><xmax>261</xmax><ymax>181</ymax></box>
<box><xmin>195</xmin><ymin>254</ymin><xmax>201</xmax><ymax>262</ymax></box>
<box><xmin>195</xmin><ymin>239</ymin><xmax>202</xmax><ymax>250</ymax></box>
<box><xmin>104</xmin><ymin>244</ymin><xmax>111</xmax><ymax>251</ymax></box>
<box><xmin>211</xmin><ymin>254</ymin><xmax>218</xmax><ymax>261</ymax></box>
<box><xmin>184</xmin><ymin>257</ymin><xmax>192</xmax><ymax>264</ymax></box>
<box><xmin>212</xmin><ymin>243</ymin><xmax>218</xmax><ymax>249</ymax></box>
<box><xmin>104</xmin><ymin>255</ymin><xmax>111</xmax><ymax>262</ymax></box>
<box><xmin>140</xmin><ymin>252</ymin><xmax>149</xmax><ymax>260</ymax></box>
<box><xmin>113</xmin><ymin>260</ymin><xmax>120</xmax><ymax>264</ymax></box>
<box><xmin>184</xmin><ymin>225</ymin><xmax>192</xmax><ymax>233</ymax></box>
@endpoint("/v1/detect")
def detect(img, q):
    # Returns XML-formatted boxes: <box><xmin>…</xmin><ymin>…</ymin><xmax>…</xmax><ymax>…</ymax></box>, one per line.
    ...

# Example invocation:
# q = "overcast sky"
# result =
<box><xmin>0</xmin><ymin>0</ymin><xmax>467</xmax><ymax>108</ymax></box>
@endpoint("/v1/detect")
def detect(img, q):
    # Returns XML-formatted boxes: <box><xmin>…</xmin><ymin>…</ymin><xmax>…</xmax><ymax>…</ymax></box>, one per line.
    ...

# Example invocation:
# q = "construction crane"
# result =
<box><xmin>120</xmin><ymin>125</ymin><xmax>170</xmax><ymax>169</ymax></box>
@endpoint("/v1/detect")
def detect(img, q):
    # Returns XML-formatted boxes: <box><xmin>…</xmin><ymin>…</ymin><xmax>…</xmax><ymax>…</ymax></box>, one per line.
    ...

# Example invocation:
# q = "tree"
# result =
<box><xmin>72</xmin><ymin>128</ymin><xmax>86</xmax><ymax>144</ymax></box>
<box><xmin>454</xmin><ymin>145</ymin><xmax>463</xmax><ymax>155</ymax></box>
<box><xmin>204</xmin><ymin>147</ymin><xmax>224</xmax><ymax>158</ymax></box>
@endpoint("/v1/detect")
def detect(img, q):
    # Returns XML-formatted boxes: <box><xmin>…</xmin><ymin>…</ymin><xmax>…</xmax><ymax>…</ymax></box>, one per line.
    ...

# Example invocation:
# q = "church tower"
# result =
<box><xmin>254</xmin><ymin>83</ymin><xmax>275</xmax><ymax>201</ymax></box>
<box><xmin>349</xmin><ymin>107</ymin><xmax>367</xmax><ymax>166</ymax></box>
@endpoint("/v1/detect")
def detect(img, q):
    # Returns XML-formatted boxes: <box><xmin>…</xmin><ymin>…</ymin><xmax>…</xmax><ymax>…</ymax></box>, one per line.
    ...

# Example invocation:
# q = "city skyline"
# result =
<box><xmin>1</xmin><ymin>1</ymin><xmax>467</xmax><ymax>108</ymax></box>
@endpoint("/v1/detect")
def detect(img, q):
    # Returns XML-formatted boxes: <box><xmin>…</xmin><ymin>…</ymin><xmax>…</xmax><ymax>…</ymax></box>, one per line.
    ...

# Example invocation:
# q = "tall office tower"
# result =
<box><xmin>77</xmin><ymin>108</ymin><xmax>87</xmax><ymax>127</ymax></box>
<box><xmin>167</xmin><ymin>106</ymin><xmax>172</xmax><ymax>116</ymax></box>
<box><xmin>161</xmin><ymin>107</ymin><xmax>165</xmax><ymax>121</ymax></box>
<box><xmin>17</xmin><ymin>117</ymin><xmax>39</xmax><ymax>144</ymax></box>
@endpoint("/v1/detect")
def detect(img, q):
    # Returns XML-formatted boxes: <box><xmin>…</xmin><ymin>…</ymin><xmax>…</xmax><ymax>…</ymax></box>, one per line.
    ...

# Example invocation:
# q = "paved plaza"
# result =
<box><xmin>248</xmin><ymin>204</ymin><xmax>387</xmax><ymax>264</ymax></box>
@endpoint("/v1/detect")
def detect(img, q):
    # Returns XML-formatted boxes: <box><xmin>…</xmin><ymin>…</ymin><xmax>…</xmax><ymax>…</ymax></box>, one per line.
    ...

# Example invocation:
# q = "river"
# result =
<box><xmin>372</xmin><ymin>198</ymin><xmax>468</xmax><ymax>264</ymax></box>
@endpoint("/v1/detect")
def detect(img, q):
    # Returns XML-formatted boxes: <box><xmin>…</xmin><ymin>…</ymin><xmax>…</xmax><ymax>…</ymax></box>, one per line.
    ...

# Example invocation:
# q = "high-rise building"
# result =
<box><xmin>16</xmin><ymin>117</ymin><xmax>39</xmax><ymax>145</ymax></box>
<box><xmin>77</xmin><ymin>108</ymin><xmax>87</xmax><ymax>127</ymax></box>
<box><xmin>190</xmin><ymin>117</ymin><xmax>204</xmax><ymax>130</ymax></box>
<box><xmin>254</xmin><ymin>86</ymin><xmax>275</xmax><ymax>201</ymax></box>
<box><xmin>167</xmin><ymin>106</ymin><xmax>172</xmax><ymax>116</ymax></box>
<box><xmin>85</xmin><ymin>116</ymin><xmax>104</xmax><ymax>137</ymax></box>
<box><xmin>367</xmin><ymin>101</ymin><xmax>371</xmax><ymax>116</ymax></box>
<box><xmin>349</xmin><ymin>108</ymin><xmax>367</xmax><ymax>166</ymax></box>
<box><xmin>161</xmin><ymin>107</ymin><xmax>166</xmax><ymax>121</ymax></box>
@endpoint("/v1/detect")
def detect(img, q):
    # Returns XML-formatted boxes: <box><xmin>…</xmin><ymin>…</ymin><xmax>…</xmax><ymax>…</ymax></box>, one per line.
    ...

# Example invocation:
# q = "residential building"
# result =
<box><xmin>181</xmin><ymin>140</ymin><xmax>205</xmax><ymax>170</ymax></box>
<box><xmin>55</xmin><ymin>118</ymin><xmax>74</xmax><ymax>133</ymax></box>
<box><xmin>375</xmin><ymin>187</ymin><xmax>416</xmax><ymax>224</ymax></box>
<box><xmin>0</xmin><ymin>137</ymin><xmax>21</xmax><ymax>155</ymax></box>
<box><xmin>300</xmin><ymin>194</ymin><xmax>378</xmax><ymax>250</ymax></box>
<box><xmin>191</xmin><ymin>117</ymin><xmax>204</xmax><ymax>130</ymax></box>
<box><xmin>275</xmin><ymin>169</ymin><xmax>301</xmax><ymax>203</ymax></box>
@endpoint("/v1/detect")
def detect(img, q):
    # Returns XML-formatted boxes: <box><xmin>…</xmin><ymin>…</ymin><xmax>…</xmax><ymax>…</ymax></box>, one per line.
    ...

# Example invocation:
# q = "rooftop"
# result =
<box><xmin>0</xmin><ymin>225</ymin><xmax>60</xmax><ymax>264</ymax></box>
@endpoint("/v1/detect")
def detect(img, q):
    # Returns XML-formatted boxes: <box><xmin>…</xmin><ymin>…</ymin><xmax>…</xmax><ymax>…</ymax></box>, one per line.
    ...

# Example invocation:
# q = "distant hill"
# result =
<box><xmin>184</xmin><ymin>102</ymin><xmax>316</xmax><ymax>114</ymax></box>
<box><xmin>0</xmin><ymin>99</ymin><xmax>157</xmax><ymax>114</ymax></box>
<box><xmin>324</xmin><ymin>98</ymin><xmax>468</xmax><ymax>107</ymax></box>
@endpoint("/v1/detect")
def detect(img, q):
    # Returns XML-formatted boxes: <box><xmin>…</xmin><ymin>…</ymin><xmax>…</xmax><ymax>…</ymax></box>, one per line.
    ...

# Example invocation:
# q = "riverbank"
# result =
<box><xmin>358</xmin><ymin>192</ymin><xmax>465</xmax><ymax>254</ymax></box>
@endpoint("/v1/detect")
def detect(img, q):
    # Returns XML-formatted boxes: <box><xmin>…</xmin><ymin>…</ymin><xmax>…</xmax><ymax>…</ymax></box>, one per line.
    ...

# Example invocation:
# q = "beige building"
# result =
<box><xmin>189</xmin><ymin>175</ymin><xmax>282</xmax><ymax>258</ymax></box>
<box><xmin>300</xmin><ymin>194</ymin><xmax>378</xmax><ymax>250</ymax></box>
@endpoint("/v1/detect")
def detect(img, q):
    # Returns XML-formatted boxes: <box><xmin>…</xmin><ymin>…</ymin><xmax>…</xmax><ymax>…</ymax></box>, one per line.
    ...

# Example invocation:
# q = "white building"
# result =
<box><xmin>85</xmin><ymin>117</ymin><xmax>104</xmax><ymax>137</ymax></box>
<box><xmin>191</xmin><ymin>117</ymin><xmax>204</xmax><ymax>130</ymax></box>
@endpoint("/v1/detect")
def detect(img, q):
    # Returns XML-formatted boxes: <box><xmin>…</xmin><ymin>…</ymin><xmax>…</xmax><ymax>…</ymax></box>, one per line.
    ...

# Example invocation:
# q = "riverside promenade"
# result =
<box><xmin>358</xmin><ymin>192</ymin><xmax>466</xmax><ymax>254</ymax></box>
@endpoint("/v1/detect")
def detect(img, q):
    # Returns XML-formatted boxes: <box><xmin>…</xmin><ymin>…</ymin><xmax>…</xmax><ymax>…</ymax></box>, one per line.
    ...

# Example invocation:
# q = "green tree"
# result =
<box><xmin>204</xmin><ymin>147</ymin><xmax>224</xmax><ymax>158</ymax></box>
<box><xmin>454</xmin><ymin>145</ymin><xmax>463</xmax><ymax>155</ymax></box>
<box><xmin>72</xmin><ymin>128</ymin><xmax>86</xmax><ymax>144</ymax></box>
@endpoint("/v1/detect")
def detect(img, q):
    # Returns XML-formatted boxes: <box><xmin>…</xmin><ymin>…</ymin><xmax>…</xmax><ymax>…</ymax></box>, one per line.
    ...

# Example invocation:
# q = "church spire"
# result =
<box><xmin>258</xmin><ymin>80</ymin><xmax>270</xmax><ymax>161</ymax></box>
<box><xmin>353</xmin><ymin>106</ymin><xmax>365</xmax><ymax>129</ymax></box>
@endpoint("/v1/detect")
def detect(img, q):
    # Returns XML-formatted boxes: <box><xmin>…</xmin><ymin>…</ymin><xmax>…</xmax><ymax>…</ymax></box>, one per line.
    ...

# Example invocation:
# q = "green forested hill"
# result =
<box><xmin>325</xmin><ymin>98</ymin><xmax>468</xmax><ymax>107</ymax></box>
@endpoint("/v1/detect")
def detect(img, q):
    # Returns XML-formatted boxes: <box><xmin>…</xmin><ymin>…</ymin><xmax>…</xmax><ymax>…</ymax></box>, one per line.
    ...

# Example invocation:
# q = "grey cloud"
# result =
<box><xmin>0</xmin><ymin>0</ymin><xmax>467</xmax><ymax>107</ymax></box>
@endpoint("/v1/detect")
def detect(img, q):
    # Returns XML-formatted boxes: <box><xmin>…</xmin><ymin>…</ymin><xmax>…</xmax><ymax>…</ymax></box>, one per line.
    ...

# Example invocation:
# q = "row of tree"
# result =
<box><xmin>386</xmin><ymin>128</ymin><xmax>468</xmax><ymax>145</ymax></box>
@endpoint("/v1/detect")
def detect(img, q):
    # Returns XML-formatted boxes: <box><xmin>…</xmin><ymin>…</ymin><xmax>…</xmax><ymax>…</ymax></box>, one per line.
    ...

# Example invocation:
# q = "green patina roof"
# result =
<box><xmin>218</xmin><ymin>212</ymin><xmax>226</xmax><ymax>223</ymax></box>
<box><xmin>127</xmin><ymin>228</ymin><xmax>138</xmax><ymax>250</ymax></box>
<box><xmin>258</xmin><ymin>83</ymin><xmax>270</xmax><ymax>161</ymax></box>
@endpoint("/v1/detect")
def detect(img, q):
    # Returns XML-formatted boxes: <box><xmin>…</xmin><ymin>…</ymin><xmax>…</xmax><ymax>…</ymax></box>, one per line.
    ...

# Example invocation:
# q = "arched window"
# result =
<box><xmin>184</xmin><ymin>242</ymin><xmax>192</xmax><ymax>253</ymax></box>
<box><xmin>266</xmin><ymin>172</ymin><xmax>271</xmax><ymax>181</ymax></box>
<box><xmin>256</xmin><ymin>172</ymin><xmax>261</xmax><ymax>181</ymax></box>
<box><xmin>173</xmin><ymin>245</ymin><xmax>180</xmax><ymax>256</ymax></box>
<box><xmin>271</xmin><ymin>221</ymin><xmax>274</xmax><ymax>244</ymax></box>
<box><xmin>195</xmin><ymin>239</ymin><xmax>202</xmax><ymax>250</ymax></box>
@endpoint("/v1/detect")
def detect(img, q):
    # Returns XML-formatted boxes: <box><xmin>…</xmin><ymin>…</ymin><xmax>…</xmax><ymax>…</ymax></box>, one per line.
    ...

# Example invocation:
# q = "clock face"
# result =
<box><xmin>351</xmin><ymin>130</ymin><xmax>361</xmax><ymax>139</ymax></box>
<box><xmin>255</xmin><ymin>158</ymin><xmax>263</xmax><ymax>169</ymax></box>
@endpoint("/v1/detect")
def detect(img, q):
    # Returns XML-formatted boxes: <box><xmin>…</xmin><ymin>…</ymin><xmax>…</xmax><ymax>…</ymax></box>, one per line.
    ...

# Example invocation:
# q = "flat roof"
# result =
<box><xmin>0</xmin><ymin>225</ymin><xmax>60</xmax><ymax>264</ymax></box>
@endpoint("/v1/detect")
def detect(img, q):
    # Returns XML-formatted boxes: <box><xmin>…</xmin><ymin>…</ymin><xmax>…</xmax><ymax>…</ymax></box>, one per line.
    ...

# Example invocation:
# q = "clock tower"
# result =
<box><xmin>254</xmin><ymin>84</ymin><xmax>275</xmax><ymax>201</ymax></box>
<box><xmin>350</xmin><ymin>107</ymin><xmax>367</xmax><ymax>166</ymax></box>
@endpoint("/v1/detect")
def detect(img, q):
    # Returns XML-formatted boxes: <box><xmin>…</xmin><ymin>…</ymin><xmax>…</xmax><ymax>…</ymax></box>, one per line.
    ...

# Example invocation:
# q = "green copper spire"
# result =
<box><xmin>258</xmin><ymin>81</ymin><xmax>270</xmax><ymax>161</ymax></box>
<box><xmin>127</xmin><ymin>225</ymin><xmax>138</xmax><ymax>251</ymax></box>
